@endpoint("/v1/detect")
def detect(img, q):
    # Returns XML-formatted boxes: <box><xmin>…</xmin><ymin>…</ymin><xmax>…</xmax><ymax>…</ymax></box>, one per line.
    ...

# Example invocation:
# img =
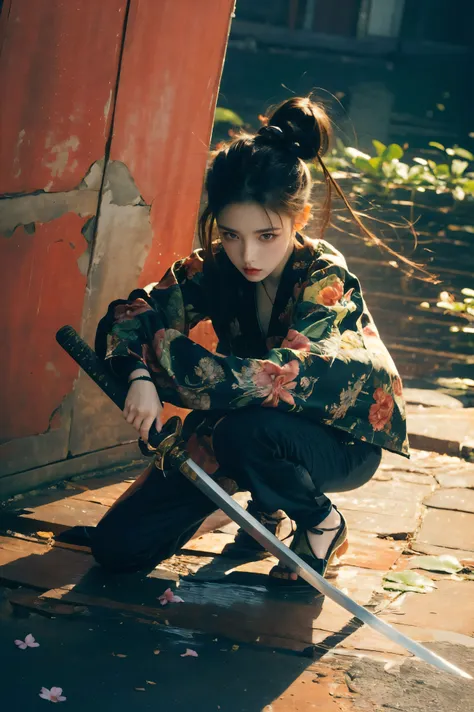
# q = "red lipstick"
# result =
<box><xmin>244</xmin><ymin>268</ymin><xmax>262</xmax><ymax>276</ymax></box>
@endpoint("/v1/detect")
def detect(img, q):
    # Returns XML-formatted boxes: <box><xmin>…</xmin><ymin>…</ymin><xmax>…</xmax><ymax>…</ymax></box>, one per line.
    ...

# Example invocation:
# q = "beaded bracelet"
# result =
<box><xmin>128</xmin><ymin>375</ymin><xmax>154</xmax><ymax>385</ymax></box>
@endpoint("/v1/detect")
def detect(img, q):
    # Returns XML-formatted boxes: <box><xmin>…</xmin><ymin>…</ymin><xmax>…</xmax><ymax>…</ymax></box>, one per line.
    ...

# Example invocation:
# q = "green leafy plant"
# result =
<box><xmin>420</xmin><ymin>287</ymin><xmax>474</xmax><ymax>337</ymax></box>
<box><xmin>214</xmin><ymin>107</ymin><xmax>244</xmax><ymax>127</ymax></box>
<box><xmin>324</xmin><ymin>138</ymin><xmax>474</xmax><ymax>201</ymax></box>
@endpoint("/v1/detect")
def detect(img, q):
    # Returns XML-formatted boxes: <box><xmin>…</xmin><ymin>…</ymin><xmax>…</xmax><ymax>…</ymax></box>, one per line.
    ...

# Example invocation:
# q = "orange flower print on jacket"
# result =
<box><xmin>254</xmin><ymin>360</ymin><xmax>300</xmax><ymax>407</ymax></box>
<box><xmin>114</xmin><ymin>298</ymin><xmax>152</xmax><ymax>322</ymax></box>
<box><xmin>369</xmin><ymin>388</ymin><xmax>394</xmax><ymax>431</ymax></box>
<box><xmin>281</xmin><ymin>329</ymin><xmax>311</xmax><ymax>352</ymax></box>
<box><xmin>316</xmin><ymin>277</ymin><xmax>344</xmax><ymax>306</ymax></box>
<box><xmin>303</xmin><ymin>273</ymin><xmax>357</xmax><ymax>326</ymax></box>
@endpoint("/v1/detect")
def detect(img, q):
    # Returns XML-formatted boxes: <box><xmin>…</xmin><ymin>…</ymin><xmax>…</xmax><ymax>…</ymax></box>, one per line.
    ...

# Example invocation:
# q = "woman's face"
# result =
<box><xmin>217</xmin><ymin>202</ymin><xmax>296</xmax><ymax>282</ymax></box>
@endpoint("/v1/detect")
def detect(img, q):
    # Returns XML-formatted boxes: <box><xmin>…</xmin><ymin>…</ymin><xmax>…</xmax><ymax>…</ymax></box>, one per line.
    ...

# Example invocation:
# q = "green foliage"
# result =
<box><xmin>211</xmin><ymin>107</ymin><xmax>474</xmax><ymax>202</ymax></box>
<box><xmin>435</xmin><ymin>288</ymin><xmax>474</xmax><ymax>320</ymax></box>
<box><xmin>323</xmin><ymin>138</ymin><xmax>474</xmax><ymax>201</ymax></box>
<box><xmin>382</xmin><ymin>571</ymin><xmax>437</xmax><ymax>593</ymax></box>
<box><xmin>420</xmin><ymin>287</ymin><xmax>474</xmax><ymax>341</ymax></box>
<box><xmin>214</xmin><ymin>107</ymin><xmax>244</xmax><ymax>126</ymax></box>
<box><xmin>409</xmin><ymin>555</ymin><xmax>463</xmax><ymax>573</ymax></box>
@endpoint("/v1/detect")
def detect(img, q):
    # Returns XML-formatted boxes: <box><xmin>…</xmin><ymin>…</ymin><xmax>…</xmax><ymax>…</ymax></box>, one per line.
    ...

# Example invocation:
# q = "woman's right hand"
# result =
<box><xmin>123</xmin><ymin>371</ymin><xmax>163</xmax><ymax>442</ymax></box>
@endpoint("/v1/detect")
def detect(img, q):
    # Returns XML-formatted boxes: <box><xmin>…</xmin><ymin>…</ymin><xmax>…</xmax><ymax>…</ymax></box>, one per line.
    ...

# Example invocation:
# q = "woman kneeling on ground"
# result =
<box><xmin>92</xmin><ymin>96</ymin><xmax>409</xmax><ymax>585</ymax></box>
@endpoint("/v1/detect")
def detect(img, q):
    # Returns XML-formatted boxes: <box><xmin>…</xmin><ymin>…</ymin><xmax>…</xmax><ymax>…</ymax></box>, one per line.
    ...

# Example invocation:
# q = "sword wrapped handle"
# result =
<box><xmin>55</xmin><ymin>325</ymin><xmax>181</xmax><ymax>458</ymax></box>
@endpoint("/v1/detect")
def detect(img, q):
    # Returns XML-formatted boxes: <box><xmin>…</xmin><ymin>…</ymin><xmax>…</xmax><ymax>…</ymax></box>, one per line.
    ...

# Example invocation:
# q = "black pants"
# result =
<box><xmin>91</xmin><ymin>409</ymin><xmax>382</xmax><ymax>572</ymax></box>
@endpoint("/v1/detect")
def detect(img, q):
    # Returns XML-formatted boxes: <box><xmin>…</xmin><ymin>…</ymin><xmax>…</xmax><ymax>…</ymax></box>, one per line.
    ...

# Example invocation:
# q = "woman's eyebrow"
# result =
<box><xmin>217</xmin><ymin>224</ymin><xmax>281</xmax><ymax>234</ymax></box>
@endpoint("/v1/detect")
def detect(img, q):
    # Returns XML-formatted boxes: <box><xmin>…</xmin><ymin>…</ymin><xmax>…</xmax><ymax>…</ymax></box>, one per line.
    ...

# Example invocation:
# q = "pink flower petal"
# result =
<box><xmin>180</xmin><ymin>648</ymin><xmax>198</xmax><ymax>657</ymax></box>
<box><xmin>58</xmin><ymin>697</ymin><xmax>67</xmax><ymax>702</ymax></box>
<box><xmin>39</xmin><ymin>689</ymin><xmax>51</xmax><ymax>700</ymax></box>
<box><xmin>16</xmin><ymin>634</ymin><xmax>40</xmax><ymax>649</ymax></box>
<box><xmin>159</xmin><ymin>588</ymin><xmax>183</xmax><ymax>605</ymax></box>
<box><xmin>170</xmin><ymin>594</ymin><xmax>184</xmax><ymax>604</ymax></box>
<box><xmin>50</xmin><ymin>688</ymin><xmax>63</xmax><ymax>697</ymax></box>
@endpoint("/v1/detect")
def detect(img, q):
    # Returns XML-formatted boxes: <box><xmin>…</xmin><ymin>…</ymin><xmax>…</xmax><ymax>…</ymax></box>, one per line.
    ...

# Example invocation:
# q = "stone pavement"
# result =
<box><xmin>1</xmin><ymin>434</ymin><xmax>474</xmax><ymax>709</ymax></box>
<box><xmin>403</xmin><ymin>387</ymin><xmax>474</xmax><ymax>460</ymax></box>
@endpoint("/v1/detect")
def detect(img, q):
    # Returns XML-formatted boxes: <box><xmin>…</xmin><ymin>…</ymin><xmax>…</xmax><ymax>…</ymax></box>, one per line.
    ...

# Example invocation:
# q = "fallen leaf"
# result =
<box><xmin>112</xmin><ymin>652</ymin><xmax>127</xmax><ymax>658</ymax></box>
<box><xmin>231</xmin><ymin>645</ymin><xmax>239</xmax><ymax>652</ymax></box>
<box><xmin>37</xmin><ymin>531</ymin><xmax>54</xmax><ymax>539</ymax></box>
<box><xmin>153</xmin><ymin>649</ymin><xmax>161</xmax><ymax>655</ymax></box>
<box><xmin>146</xmin><ymin>680</ymin><xmax>156</xmax><ymax>685</ymax></box>
<box><xmin>410</xmin><ymin>555</ymin><xmax>462</xmax><ymax>574</ymax></box>
<box><xmin>181</xmin><ymin>648</ymin><xmax>198</xmax><ymax>658</ymax></box>
<box><xmin>134</xmin><ymin>687</ymin><xmax>146</xmax><ymax>692</ymax></box>
<box><xmin>382</xmin><ymin>571</ymin><xmax>436</xmax><ymax>593</ymax></box>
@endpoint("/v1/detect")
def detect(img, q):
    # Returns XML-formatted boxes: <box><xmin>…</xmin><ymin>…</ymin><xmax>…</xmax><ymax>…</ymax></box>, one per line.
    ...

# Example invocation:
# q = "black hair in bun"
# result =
<box><xmin>260</xmin><ymin>96</ymin><xmax>331</xmax><ymax>160</ymax></box>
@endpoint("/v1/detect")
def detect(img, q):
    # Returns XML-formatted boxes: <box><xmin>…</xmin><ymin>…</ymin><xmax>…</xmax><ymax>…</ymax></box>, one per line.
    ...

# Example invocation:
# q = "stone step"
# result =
<box><xmin>407</xmin><ymin>407</ymin><xmax>474</xmax><ymax>459</ymax></box>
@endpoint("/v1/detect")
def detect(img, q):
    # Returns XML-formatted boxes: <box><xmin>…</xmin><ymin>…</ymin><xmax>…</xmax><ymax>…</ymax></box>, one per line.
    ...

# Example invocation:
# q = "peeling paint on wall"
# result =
<box><xmin>1</xmin><ymin>157</ymin><xmax>152</xmax><ymax>452</ymax></box>
<box><xmin>69</xmin><ymin>160</ymin><xmax>155</xmax><ymax>455</ymax></box>
<box><xmin>42</xmin><ymin>133</ymin><xmax>80</xmax><ymax>186</ymax></box>
<box><xmin>0</xmin><ymin>159</ymin><xmax>151</xmax><ymax>277</ymax></box>
<box><xmin>0</xmin><ymin>188</ymin><xmax>98</xmax><ymax>238</ymax></box>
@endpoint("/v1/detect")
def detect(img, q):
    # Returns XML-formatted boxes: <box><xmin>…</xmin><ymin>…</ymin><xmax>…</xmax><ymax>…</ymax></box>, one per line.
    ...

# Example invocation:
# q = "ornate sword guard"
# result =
<box><xmin>138</xmin><ymin>415</ymin><xmax>184</xmax><ymax>471</ymax></box>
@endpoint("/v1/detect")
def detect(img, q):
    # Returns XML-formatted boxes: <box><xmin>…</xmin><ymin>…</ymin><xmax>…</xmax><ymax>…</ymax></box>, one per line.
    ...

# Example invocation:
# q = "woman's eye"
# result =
<box><xmin>260</xmin><ymin>233</ymin><xmax>277</xmax><ymax>241</ymax></box>
<box><xmin>222</xmin><ymin>232</ymin><xmax>239</xmax><ymax>240</ymax></box>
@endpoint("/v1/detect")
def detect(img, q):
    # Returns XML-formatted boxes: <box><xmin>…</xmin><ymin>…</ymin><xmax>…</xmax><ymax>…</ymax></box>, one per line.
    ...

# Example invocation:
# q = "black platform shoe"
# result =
<box><xmin>221</xmin><ymin>499</ymin><xmax>294</xmax><ymax>559</ymax></box>
<box><xmin>269</xmin><ymin>506</ymin><xmax>348</xmax><ymax>585</ymax></box>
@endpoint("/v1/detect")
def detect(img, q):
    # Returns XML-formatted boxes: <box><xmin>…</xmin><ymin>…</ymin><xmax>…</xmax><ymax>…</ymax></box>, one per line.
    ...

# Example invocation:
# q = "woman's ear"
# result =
<box><xmin>294</xmin><ymin>203</ymin><xmax>312</xmax><ymax>231</ymax></box>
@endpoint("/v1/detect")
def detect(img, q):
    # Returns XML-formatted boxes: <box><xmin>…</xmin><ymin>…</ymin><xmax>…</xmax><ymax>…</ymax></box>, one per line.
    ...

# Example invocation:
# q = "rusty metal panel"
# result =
<box><xmin>70</xmin><ymin>0</ymin><xmax>234</xmax><ymax>455</ymax></box>
<box><xmin>0</xmin><ymin>0</ymin><xmax>127</xmax><ymax>479</ymax></box>
<box><xmin>0</xmin><ymin>0</ymin><xmax>125</xmax><ymax>194</ymax></box>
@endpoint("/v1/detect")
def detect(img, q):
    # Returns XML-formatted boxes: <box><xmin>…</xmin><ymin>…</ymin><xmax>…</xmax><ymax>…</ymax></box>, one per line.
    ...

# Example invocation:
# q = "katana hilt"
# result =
<box><xmin>138</xmin><ymin>415</ymin><xmax>185</xmax><ymax>471</ymax></box>
<box><xmin>56</xmin><ymin>325</ymin><xmax>185</xmax><ymax>471</ymax></box>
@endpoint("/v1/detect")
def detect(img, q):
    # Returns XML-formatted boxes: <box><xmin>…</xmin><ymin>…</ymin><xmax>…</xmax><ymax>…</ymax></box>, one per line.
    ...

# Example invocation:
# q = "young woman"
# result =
<box><xmin>92</xmin><ymin>96</ymin><xmax>409</xmax><ymax>584</ymax></box>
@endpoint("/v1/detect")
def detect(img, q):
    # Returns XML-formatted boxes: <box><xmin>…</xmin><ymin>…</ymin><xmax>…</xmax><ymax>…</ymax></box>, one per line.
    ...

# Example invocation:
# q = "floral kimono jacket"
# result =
<box><xmin>96</xmin><ymin>233</ymin><xmax>409</xmax><ymax>471</ymax></box>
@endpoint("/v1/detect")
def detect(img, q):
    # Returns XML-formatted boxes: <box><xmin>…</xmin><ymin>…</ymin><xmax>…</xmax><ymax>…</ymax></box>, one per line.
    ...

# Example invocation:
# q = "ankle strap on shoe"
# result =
<box><xmin>308</xmin><ymin>523</ymin><xmax>342</xmax><ymax>535</ymax></box>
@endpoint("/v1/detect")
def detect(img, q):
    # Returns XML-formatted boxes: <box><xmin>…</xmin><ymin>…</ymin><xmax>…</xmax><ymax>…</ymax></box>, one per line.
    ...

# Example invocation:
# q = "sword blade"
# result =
<box><xmin>180</xmin><ymin>456</ymin><xmax>472</xmax><ymax>680</ymax></box>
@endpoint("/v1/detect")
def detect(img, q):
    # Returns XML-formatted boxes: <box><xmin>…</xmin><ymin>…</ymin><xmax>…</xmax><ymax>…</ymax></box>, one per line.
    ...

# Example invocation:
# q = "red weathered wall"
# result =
<box><xmin>0</xmin><ymin>0</ymin><xmax>233</xmax><ymax>496</ymax></box>
<box><xmin>70</xmin><ymin>0</ymin><xmax>232</xmax><ymax>456</ymax></box>
<box><xmin>0</xmin><ymin>0</ymin><xmax>127</xmax><ymax>480</ymax></box>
